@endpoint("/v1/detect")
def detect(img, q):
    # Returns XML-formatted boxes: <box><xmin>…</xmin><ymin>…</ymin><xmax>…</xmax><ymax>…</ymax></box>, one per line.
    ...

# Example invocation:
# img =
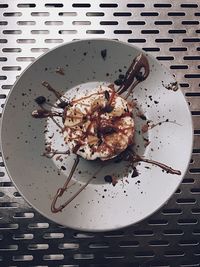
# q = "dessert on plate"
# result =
<box><xmin>32</xmin><ymin>53</ymin><xmax>181</xmax><ymax>213</ymax></box>
<box><xmin>63</xmin><ymin>85</ymin><xmax>135</xmax><ymax>161</ymax></box>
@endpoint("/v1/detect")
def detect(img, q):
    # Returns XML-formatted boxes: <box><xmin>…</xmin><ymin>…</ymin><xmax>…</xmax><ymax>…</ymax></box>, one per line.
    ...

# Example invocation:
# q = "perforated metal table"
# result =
<box><xmin>0</xmin><ymin>1</ymin><xmax>200</xmax><ymax>266</ymax></box>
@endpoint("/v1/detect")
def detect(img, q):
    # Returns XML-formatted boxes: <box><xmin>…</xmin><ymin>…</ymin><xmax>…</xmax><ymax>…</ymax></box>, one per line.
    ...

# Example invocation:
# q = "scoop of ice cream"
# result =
<box><xmin>63</xmin><ymin>85</ymin><xmax>135</xmax><ymax>161</ymax></box>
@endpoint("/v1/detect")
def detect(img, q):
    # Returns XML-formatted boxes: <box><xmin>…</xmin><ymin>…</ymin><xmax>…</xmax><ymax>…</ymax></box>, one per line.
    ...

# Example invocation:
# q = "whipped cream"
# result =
<box><xmin>63</xmin><ymin>85</ymin><xmax>135</xmax><ymax>160</ymax></box>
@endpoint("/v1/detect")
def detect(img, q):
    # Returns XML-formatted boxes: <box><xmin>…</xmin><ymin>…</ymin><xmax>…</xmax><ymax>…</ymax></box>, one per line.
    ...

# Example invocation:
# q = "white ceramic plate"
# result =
<box><xmin>1</xmin><ymin>39</ymin><xmax>193</xmax><ymax>231</ymax></box>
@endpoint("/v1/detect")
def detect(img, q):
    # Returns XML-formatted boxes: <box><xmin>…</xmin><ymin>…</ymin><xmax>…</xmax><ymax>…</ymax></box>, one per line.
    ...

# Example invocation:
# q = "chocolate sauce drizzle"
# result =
<box><xmin>142</xmin><ymin>119</ymin><xmax>182</xmax><ymax>133</ymax></box>
<box><xmin>51</xmin><ymin>156</ymin><xmax>96</xmax><ymax>213</ymax></box>
<box><xmin>42</xmin><ymin>81</ymin><xmax>63</xmax><ymax>99</ymax></box>
<box><xmin>32</xmin><ymin>109</ymin><xmax>62</xmax><ymax>118</ymax></box>
<box><xmin>51</xmin><ymin>156</ymin><xmax>80</xmax><ymax>213</ymax></box>
<box><xmin>32</xmin><ymin>53</ymin><xmax>181</xmax><ymax>214</ymax></box>
<box><xmin>43</xmin><ymin>149</ymin><xmax>70</xmax><ymax>159</ymax></box>
<box><xmin>117</xmin><ymin>53</ymin><xmax>150</xmax><ymax>99</ymax></box>
<box><xmin>121</xmin><ymin>148</ymin><xmax>181</xmax><ymax>176</ymax></box>
<box><xmin>140</xmin><ymin>157</ymin><xmax>181</xmax><ymax>175</ymax></box>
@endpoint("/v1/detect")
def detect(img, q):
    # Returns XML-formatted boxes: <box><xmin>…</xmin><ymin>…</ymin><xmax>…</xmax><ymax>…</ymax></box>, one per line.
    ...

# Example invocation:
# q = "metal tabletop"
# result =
<box><xmin>0</xmin><ymin>0</ymin><xmax>200</xmax><ymax>266</ymax></box>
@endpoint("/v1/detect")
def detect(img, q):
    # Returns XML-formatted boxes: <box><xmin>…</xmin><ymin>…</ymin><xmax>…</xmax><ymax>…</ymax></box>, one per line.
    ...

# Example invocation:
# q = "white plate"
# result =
<box><xmin>1</xmin><ymin>39</ymin><xmax>193</xmax><ymax>231</ymax></box>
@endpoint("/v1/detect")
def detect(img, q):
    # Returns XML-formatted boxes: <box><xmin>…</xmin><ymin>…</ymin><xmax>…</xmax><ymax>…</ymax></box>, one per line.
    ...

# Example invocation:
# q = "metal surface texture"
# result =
<box><xmin>0</xmin><ymin>0</ymin><xmax>199</xmax><ymax>266</ymax></box>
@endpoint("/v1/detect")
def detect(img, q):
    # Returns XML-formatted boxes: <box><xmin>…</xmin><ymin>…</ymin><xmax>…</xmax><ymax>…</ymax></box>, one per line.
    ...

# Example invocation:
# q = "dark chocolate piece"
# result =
<box><xmin>104</xmin><ymin>175</ymin><xmax>112</xmax><ymax>183</ymax></box>
<box><xmin>132</xmin><ymin>167</ymin><xmax>139</xmax><ymax>178</ymax></box>
<box><xmin>35</xmin><ymin>96</ymin><xmax>46</xmax><ymax>105</ymax></box>
<box><xmin>57</xmin><ymin>101</ymin><xmax>70</xmax><ymax>109</ymax></box>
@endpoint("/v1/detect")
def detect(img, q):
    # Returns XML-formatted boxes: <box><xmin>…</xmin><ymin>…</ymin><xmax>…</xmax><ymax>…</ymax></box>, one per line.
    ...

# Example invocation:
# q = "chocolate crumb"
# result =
<box><xmin>48</xmin><ymin>133</ymin><xmax>54</xmax><ymax>139</ymax></box>
<box><xmin>61</xmin><ymin>166</ymin><xmax>66</xmax><ymax>171</ymax></box>
<box><xmin>104</xmin><ymin>175</ymin><xmax>112</xmax><ymax>183</ymax></box>
<box><xmin>149</xmin><ymin>95</ymin><xmax>153</xmax><ymax>101</ymax></box>
<box><xmin>143</xmin><ymin>137</ymin><xmax>151</xmax><ymax>147</ymax></box>
<box><xmin>57</xmin><ymin>101</ymin><xmax>70</xmax><ymax>109</ymax></box>
<box><xmin>137</xmin><ymin>112</ymin><xmax>147</xmax><ymax>121</ymax></box>
<box><xmin>132</xmin><ymin>167</ymin><xmax>139</xmax><ymax>178</ymax></box>
<box><xmin>45</xmin><ymin>146</ymin><xmax>51</xmax><ymax>153</ymax></box>
<box><xmin>101</xmin><ymin>49</ymin><xmax>107</xmax><ymax>60</ymax></box>
<box><xmin>114</xmin><ymin>79</ymin><xmax>123</xmax><ymax>86</ymax></box>
<box><xmin>35</xmin><ymin>96</ymin><xmax>46</xmax><ymax>105</ymax></box>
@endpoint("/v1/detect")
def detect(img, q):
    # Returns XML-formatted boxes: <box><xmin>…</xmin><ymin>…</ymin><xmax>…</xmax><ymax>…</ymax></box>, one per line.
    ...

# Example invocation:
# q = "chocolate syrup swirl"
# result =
<box><xmin>117</xmin><ymin>53</ymin><xmax>150</xmax><ymax>98</ymax></box>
